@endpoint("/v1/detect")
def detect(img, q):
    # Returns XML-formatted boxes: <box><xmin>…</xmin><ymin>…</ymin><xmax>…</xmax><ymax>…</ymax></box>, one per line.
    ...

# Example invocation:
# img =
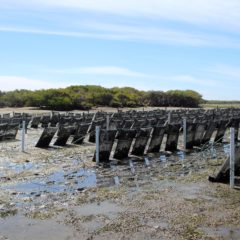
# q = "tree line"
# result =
<box><xmin>0</xmin><ymin>85</ymin><xmax>204</xmax><ymax>110</ymax></box>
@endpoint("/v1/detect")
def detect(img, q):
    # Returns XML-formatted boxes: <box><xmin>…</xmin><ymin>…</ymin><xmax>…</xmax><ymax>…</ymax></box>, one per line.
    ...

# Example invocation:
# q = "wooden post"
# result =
<box><xmin>95</xmin><ymin>126</ymin><xmax>100</xmax><ymax>165</ymax></box>
<box><xmin>106</xmin><ymin>114</ymin><xmax>110</xmax><ymax>131</ymax></box>
<box><xmin>168</xmin><ymin>112</ymin><xmax>171</xmax><ymax>124</ymax></box>
<box><xmin>21</xmin><ymin>120</ymin><xmax>25</xmax><ymax>152</ymax></box>
<box><xmin>230</xmin><ymin>127</ymin><xmax>235</xmax><ymax>188</ymax></box>
<box><xmin>183</xmin><ymin>117</ymin><xmax>187</xmax><ymax>151</ymax></box>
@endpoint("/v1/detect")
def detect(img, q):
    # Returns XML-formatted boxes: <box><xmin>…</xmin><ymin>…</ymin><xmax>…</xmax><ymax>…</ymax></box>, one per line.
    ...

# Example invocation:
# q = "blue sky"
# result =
<box><xmin>1</xmin><ymin>1</ymin><xmax>240</xmax><ymax>100</ymax></box>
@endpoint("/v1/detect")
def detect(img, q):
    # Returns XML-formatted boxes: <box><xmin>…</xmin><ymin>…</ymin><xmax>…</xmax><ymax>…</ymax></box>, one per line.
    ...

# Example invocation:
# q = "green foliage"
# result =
<box><xmin>111</xmin><ymin>87</ymin><xmax>144</xmax><ymax>107</ymax></box>
<box><xmin>144</xmin><ymin>91</ymin><xmax>168</xmax><ymax>106</ymax></box>
<box><xmin>167</xmin><ymin>90</ymin><xmax>203</xmax><ymax>102</ymax></box>
<box><xmin>166</xmin><ymin>90</ymin><xmax>202</xmax><ymax>107</ymax></box>
<box><xmin>0</xmin><ymin>85</ymin><xmax>203</xmax><ymax>110</ymax></box>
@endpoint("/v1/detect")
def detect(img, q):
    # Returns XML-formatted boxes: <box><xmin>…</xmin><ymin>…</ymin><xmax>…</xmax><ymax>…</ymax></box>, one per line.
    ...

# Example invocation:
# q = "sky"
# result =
<box><xmin>0</xmin><ymin>1</ymin><xmax>240</xmax><ymax>100</ymax></box>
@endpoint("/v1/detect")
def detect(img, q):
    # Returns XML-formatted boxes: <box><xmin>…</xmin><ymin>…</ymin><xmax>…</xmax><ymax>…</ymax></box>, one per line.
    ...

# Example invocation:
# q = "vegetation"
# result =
<box><xmin>0</xmin><ymin>85</ymin><xmax>203</xmax><ymax>110</ymax></box>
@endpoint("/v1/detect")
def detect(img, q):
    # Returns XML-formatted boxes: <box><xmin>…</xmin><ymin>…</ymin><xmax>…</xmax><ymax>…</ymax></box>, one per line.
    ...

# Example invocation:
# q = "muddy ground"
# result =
<box><xmin>0</xmin><ymin>106</ymin><xmax>188</xmax><ymax>115</ymax></box>
<box><xmin>0</xmin><ymin>107</ymin><xmax>240</xmax><ymax>240</ymax></box>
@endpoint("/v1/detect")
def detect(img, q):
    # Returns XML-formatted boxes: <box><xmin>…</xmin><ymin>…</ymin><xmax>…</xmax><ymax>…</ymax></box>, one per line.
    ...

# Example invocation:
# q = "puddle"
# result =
<box><xmin>5</xmin><ymin>180</ymin><xmax>66</xmax><ymax>195</ymax></box>
<box><xmin>0</xmin><ymin>161</ymin><xmax>36</xmax><ymax>176</ymax></box>
<box><xmin>0</xmin><ymin>214</ymin><xmax>77</xmax><ymax>240</ymax></box>
<box><xmin>75</xmin><ymin>200</ymin><xmax>124</xmax><ymax>219</ymax></box>
<box><xmin>7</xmin><ymin>161</ymin><xmax>36</xmax><ymax>173</ymax></box>
<box><xmin>2</xmin><ymin>169</ymin><xmax>97</xmax><ymax>196</ymax></box>
<box><xmin>67</xmin><ymin>200</ymin><xmax>125</xmax><ymax>232</ymax></box>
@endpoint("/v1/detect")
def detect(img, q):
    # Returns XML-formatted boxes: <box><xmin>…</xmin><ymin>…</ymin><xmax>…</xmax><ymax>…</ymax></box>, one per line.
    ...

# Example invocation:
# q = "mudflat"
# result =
<box><xmin>0</xmin><ymin>107</ymin><xmax>239</xmax><ymax>240</ymax></box>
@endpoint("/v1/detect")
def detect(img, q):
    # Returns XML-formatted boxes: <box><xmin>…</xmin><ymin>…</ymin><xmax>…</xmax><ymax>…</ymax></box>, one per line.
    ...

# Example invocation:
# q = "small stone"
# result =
<box><xmin>77</xmin><ymin>187</ymin><xmax>85</xmax><ymax>192</ymax></box>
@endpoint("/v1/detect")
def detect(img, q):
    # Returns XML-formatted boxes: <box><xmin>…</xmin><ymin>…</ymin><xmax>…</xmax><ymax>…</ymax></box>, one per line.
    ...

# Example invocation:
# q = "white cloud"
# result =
<box><xmin>0</xmin><ymin>76</ymin><xmax>70</xmax><ymax>91</ymax></box>
<box><xmin>49</xmin><ymin>66</ymin><xmax>151</xmax><ymax>78</ymax></box>
<box><xmin>1</xmin><ymin>1</ymin><xmax>240</xmax><ymax>47</ymax></box>
<box><xmin>0</xmin><ymin>26</ymin><xmax>112</xmax><ymax>39</ymax></box>
<box><xmin>1</xmin><ymin>25</ymin><xmax>240</xmax><ymax>48</ymax></box>
<box><xmin>2</xmin><ymin>0</ymin><xmax>240</xmax><ymax>32</ymax></box>
<box><xmin>79</xmin><ymin>22</ymin><xmax>240</xmax><ymax>47</ymax></box>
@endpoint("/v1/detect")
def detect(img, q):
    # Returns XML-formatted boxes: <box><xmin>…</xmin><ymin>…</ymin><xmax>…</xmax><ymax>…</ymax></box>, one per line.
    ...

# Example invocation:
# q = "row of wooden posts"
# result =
<box><xmin>93</xmin><ymin>119</ymin><xmax>237</xmax><ymax>189</ymax></box>
<box><xmin>18</xmin><ymin>115</ymin><xmax>237</xmax><ymax>188</ymax></box>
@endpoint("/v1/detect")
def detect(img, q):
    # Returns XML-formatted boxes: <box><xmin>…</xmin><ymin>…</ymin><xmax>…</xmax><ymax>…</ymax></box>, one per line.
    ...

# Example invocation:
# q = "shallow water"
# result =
<box><xmin>75</xmin><ymin>200</ymin><xmax>123</xmax><ymax>218</ymax></box>
<box><xmin>0</xmin><ymin>140</ymin><xmax>231</xmax><ymax>215</ymax></box>
<box><xmin>0</xmin><ymin>214</ymin><xmax>77</xmax><ymax>240</ymax></box>
<box><xmin>1</xmin><ymin>168</ymin><xmax>97</xmax><ymax>196</ymax></box>
<box><xmin>6</xmin><ymin>161</ymin><xmax>35</xmax><ymax>173</ymax></box>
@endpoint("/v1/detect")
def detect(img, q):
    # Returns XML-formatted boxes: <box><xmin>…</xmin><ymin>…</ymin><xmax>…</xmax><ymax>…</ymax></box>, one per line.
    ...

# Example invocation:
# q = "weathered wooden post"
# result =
<box><xmin>168</xmin><ymin>112</ymin><xmax>171</xmax><ymax>124</ymax></box>
<box><xmin>21</xmin><ymin>120</ymin><xmax>26</xmax><ymax>152</ymax></box>
<box><xmin>106</xmin><ymin>114</ymin><xmax>110</xmax><ymax>131</ymax></box>
<box><xmin>183</xmin><ymin>117</ymin><xmax>187</xmax><ymax>151</ymax></box>
<box><xmin>95</xmin><ymin>126</ymin><xmax>100</xmax><ymax>165</ymax></box>
<box><xmin>230</xmin><ymin>127</ymin><xmax>235</xmax><ymax>188</ymax></box>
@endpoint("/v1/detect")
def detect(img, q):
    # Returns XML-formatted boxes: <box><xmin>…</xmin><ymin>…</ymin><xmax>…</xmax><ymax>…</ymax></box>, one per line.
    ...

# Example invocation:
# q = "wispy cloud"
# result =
<box><xmin>0</xmin><ymin>26</ymin><xmax>115</xmax><ymax>39</ymax></box>
<box><xmin>1</xmin><ymin>0</ymin><xmax>240</xmax><ymax>48</ymax></box>
<box><xmin>50</xmin><ymin>66</ymin><xmax>150</xmax><ymax>78</ymax></box>
<box><xmin>2</xmin><ymin>0</ymin><xmax>240</xmax><ymax>32</ymax></box>
<box><xmin>0</xmin><ymin>76</ymin><xmax>70</xmax><ymax>91</ymax></box>
<box><xmin>1</xmin><ymin>25</ymin><xmax>240</xmax><ymax>48</ymax></box>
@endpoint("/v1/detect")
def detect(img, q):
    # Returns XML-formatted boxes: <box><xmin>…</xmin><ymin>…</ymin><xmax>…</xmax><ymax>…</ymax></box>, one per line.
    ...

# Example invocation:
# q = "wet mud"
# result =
<box><xmin>0</xmin><ymin>126</ymin><xmax>239</xmax><ymax>240</ymax></box>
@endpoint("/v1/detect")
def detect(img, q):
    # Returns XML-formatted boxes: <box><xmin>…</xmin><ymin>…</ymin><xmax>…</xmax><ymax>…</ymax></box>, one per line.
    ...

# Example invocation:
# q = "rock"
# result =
<box><xmin>77</xmin><ymin>187</ymin><xmax>85</xmax><ymax>192</ymax></box>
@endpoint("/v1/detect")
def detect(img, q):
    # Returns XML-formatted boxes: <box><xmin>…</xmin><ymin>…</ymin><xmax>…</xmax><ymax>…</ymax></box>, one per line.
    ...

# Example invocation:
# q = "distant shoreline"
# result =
<box><xmin>0</xmin><ymin>106</ymin><xmax>198</xmax><ymax>114</ymax></box>
<box><xmin>0</xmin><ymin>104</ymin><xmax>240</xmax><ymax>115</ymax></box>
